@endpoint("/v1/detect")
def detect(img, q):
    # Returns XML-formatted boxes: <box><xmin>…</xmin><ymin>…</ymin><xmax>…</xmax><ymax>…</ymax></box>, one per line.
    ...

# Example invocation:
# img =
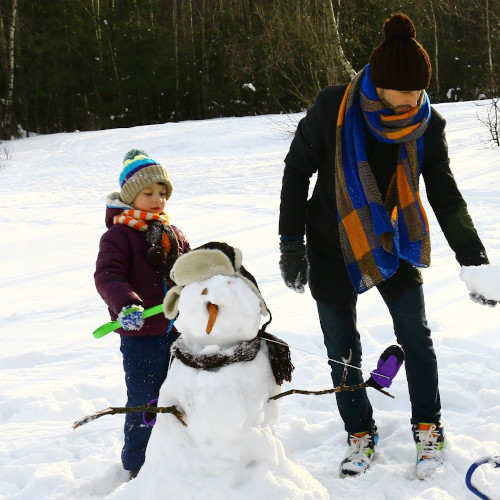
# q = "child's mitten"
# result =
<box><xmin>118</xmin><ymin>304</ymin><xmax>145</xmax><ymax>331</ymax></box>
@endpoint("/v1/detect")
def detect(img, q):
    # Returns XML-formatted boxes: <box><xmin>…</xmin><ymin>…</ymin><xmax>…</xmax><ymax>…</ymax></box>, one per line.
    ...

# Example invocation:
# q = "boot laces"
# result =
<box><xmin>416</xmin><ymin>424</ymin><xmax>441</xmax><ymax>460</ymax></box>
<box><xmin>347</xmin><ymin>433</ymin><xmax>372</xmax><ymax>461</ymax></box>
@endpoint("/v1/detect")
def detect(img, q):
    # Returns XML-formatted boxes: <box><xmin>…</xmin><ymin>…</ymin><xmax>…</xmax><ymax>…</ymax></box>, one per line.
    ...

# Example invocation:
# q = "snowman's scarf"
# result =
<box><xmin>171</xmin><ymin>332</ymin><xmax>294</xmax><ymax>386</ymax></box>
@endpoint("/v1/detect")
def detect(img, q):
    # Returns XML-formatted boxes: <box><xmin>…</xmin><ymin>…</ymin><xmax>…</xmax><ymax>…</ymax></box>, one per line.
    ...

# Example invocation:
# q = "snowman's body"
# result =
<box><xmin>106</xmin><ymin>270</ymin><xmax>328</xmax><ymax>499</ymax></box>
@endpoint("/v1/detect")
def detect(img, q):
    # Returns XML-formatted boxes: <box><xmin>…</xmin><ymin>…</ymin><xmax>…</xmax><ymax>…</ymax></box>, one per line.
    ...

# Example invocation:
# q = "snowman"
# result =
<box><xmin>105</xmin><ymin>242</ymin><xmax>328</xmax><ymax>500</ymax></box>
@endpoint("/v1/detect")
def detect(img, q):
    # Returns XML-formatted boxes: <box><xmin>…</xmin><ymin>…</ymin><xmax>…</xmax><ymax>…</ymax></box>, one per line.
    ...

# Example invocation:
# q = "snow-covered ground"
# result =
<box><xmin>1</xmin><ymin>100</ymin><xmax>499</xmax><ymax>499</ymax></box>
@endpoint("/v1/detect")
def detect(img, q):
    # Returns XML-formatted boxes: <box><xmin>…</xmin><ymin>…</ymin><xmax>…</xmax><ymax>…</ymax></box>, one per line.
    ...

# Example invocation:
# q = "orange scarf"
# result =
<box><xmin>113</xmin><ymin>209</ymin><xmax>172</xmax><ymax>254</ymax></box>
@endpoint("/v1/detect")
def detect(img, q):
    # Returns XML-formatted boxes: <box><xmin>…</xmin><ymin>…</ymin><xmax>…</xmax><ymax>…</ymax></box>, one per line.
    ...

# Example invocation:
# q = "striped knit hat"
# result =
<box><xmin>119</xmin><ymin>149</ymin><xmax>173</xmax><ymax>205</ymax></box>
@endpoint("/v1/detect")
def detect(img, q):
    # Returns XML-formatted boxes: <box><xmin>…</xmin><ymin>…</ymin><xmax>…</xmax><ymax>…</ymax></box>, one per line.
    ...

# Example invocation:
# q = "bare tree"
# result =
<box><xmin>182</xmin><ymin>0</ymin><xmax>199</xmax><ymax>117</ymax></box>
<box><xmin>0</xmin><ymin>10</ymin><xmax>8</xmax><ymax>89</ymax></box>
<box><xmin>484</xmin><ymin>0</ymin><xmax>495</xmax><ymax>93</ymax></box>
<box><xmin>426</xmin><ymin>0</ymin><xmax>440</xmax><ymax>96</ymax></box>
<box><xmin>477</xmin><ymin>98</ymin><xmax>500</xmax><ymax>147</ymax></box>
<box><xmin>92</xmin><ymin>0</ymin><xmax>102</xmax><ymax>63</ymax></box>
<box><xmin>324</xmin><ymin>0</ymin><xmax>356</xmax><ymax>82</ymax></box>
<box><xmin>4</xmin><ymin>0</ymin><xmax>18</xmax><ymax>134</ymax></box>
<box><xmin>198</xmin><ymin>0</ymin><xmax>207</xmax><ymax>118</ymax></box>
<box><xmin>172</xmin><ymin>0</ymin><xmax>180</xmax><ymax>118</ymax></box>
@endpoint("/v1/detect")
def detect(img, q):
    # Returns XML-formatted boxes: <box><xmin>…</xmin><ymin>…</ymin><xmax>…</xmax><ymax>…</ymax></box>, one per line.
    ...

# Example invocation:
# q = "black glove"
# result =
<box><xmin>469</xmin><ymin>291</ymin><xmax>498</xmax><ymax>307</ymax></box>
<box><xmin>279</xmin><ymin>240</ymin><xmax>308</xmax><ymax>293</ymax></box>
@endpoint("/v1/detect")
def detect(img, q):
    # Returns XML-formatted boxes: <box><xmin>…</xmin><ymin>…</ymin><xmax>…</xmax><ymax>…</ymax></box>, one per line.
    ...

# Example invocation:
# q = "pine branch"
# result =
<box><xmin>73</xmin><ymin>403</ymin><xmax>186</xmax><ymax>430</ymax></box>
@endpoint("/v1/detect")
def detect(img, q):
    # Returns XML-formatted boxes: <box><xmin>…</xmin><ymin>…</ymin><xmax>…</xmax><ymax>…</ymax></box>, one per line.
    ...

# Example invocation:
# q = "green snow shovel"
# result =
<box><xmin>92</xmin><ymin>304</ymin><xmax>164</xmax><ymax>339</ymax></box>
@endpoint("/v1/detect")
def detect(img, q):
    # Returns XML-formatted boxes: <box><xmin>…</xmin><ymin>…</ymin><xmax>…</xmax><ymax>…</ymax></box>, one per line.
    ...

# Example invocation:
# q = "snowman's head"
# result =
<box><xmin>163</xmin><ymin>242</ymin><xmax>269</xmax><ymax>348</ymax></box>
<box><xmin>173</xmin><ymin>274</ymin><xmax>262</xmax><ymax>347</ymax></box>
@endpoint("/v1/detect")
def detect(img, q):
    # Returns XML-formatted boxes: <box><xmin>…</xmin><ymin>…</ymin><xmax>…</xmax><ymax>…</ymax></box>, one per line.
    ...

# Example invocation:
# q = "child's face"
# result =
<box><xmin>132</xmin><ymin>182</ymin><xmax>168</xmax><ymax>214</ymax></box>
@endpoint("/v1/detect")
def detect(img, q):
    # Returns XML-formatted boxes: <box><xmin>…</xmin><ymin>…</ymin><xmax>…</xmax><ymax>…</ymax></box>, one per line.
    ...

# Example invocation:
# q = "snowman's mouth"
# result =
<box><xmin>206</xmin><ymin>302</ymin><xmax>219</xmax><ymax>334</ymax></box>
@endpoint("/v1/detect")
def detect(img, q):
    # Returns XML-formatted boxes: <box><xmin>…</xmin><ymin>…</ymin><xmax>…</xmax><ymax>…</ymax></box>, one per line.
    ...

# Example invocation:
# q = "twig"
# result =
<box><xmin>73</xmin><ymin>403</ymin><xmax>186</xmax><ymax>430</ymax></box>
<box><xmin>269</xmin><ymin>350</ymin><xmax>395</xmax><ymax>401</ymax></box>
<box><xmin>269</xmin><ymin>381</ymin><xmax>394</xmax><ymax>401</ymax></box>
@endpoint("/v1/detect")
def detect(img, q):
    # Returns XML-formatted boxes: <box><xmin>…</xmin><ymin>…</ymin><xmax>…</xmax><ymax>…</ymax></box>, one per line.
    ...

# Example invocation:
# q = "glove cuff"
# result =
<box><xmin>280</xmin><ymin>240</ymin><xmax>305</xmax><ymax>254</ymax></box>
<box><xmin>280</xmin><ymin>235</ymin><xmax>304</xmax><ymax>243</ymax></box>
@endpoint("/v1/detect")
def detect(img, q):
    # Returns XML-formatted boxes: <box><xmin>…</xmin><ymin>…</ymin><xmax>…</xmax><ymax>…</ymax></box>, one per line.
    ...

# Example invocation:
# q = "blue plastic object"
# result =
<box><xmin>465</xmin><ymin>456</ymin><xmax>500</xmax><ymax>500</ymax></box>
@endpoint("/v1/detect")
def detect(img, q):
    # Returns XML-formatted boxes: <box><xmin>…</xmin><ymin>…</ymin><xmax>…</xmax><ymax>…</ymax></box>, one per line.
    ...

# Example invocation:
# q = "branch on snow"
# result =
<box><xmin>269</xmin><ymin>350</ymin><xmax>395</xmax><ymax>401</ymax></box>
<box><xmin>269</xmin><ymin>380</ymin><xmax>394</xmax><ymax>401</ymax></box>
<box><xmin>73</xmin><ymin>403</ymin><xmax>186</xmax><ymax>430</ymax></box>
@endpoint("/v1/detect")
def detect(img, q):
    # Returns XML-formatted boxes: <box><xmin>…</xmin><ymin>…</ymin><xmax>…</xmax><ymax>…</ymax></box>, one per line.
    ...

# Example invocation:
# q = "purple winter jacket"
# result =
<box><xmin>94</xmin><ymin>197</ymin><xmax>190</xmax><ymax>337</ymax></box>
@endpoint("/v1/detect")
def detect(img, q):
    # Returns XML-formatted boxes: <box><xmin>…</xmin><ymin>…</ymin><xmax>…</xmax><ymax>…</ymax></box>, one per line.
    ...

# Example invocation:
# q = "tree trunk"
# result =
<box><xmin>92</xmin><ymin>0</ymin><xmax>103</xmax><ymax>64</ymax></box>
<box><xmin>484</xmin><ymin>0</ymin><xmax>495</xmax><ymax>93</ymax></box>
<box><xmin>149</xmin><ymin>0</ymin><xmax>154</xmax><ymax>27</ymax></box>
<box><xmin>182</xmin><ymin>0</ymin><xmax>198</xmax><ymax>117</ymax></box>
<box><xmin>324</xmin><ymin>0</ymin><xmax>356</xmax><ymax>83</ymax></box>
<box><xmin>429</xmin><ymin>0</ymin><xmax>440</xmax><ymax>96</ymax></box>
<box><xmin>4</xmin><ymin>0</ymin><xmax>18</xmax><ymax>133</ymax></box>
<box><xmin>199</xmin><ymin>0</ymin><xmax>207</xmax><ymax>118</ymax></box>
<box><xmin>0</xmin><ymin>13</ymin><xmax>8</xmax><ymax>86</ymax></box>
<box><xmin>172</xmin><ymin>0</ymin><xmax>180</xmax><ymax>118</ymax></box>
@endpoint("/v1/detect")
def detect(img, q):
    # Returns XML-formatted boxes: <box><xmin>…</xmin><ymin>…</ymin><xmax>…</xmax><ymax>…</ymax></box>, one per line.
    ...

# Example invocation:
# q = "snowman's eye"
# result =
<box><xmin>201</xmin><ymin>288</ymin><xmax>208</xmax><ymax>295</ymax></box>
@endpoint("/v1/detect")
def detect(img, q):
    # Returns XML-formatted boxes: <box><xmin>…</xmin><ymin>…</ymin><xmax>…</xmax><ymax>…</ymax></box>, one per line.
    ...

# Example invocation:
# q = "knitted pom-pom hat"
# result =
<box><xmin>369</xmin><ymin>13</ymin><xmax>432</xmax><ymax>91</ymax></box>
<box><xmin>119</xmin><ymin>149</ymin><xmax>173</xmax><ymax>205</ymax></box>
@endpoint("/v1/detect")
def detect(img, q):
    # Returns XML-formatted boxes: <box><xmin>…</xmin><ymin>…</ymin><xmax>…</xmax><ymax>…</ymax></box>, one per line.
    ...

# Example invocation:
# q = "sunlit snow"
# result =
<box><xmin>1</xmin><ymin>100</ymin><xmax>499</xmax><ymax>499</ymax></box>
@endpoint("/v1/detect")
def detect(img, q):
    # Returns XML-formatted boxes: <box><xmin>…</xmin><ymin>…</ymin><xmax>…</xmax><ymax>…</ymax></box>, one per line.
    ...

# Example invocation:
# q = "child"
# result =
<box><xmin>95</xmin><ymin>149</ymin><xmax>190</xmax><ymax>479</ymax></box>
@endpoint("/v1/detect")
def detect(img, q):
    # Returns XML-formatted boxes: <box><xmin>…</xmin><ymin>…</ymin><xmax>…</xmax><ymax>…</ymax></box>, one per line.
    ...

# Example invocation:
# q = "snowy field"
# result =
<box><xmin>1</xmin><ymin>100</ymin><xmax>500</xmax><ymax>499</ymax></box>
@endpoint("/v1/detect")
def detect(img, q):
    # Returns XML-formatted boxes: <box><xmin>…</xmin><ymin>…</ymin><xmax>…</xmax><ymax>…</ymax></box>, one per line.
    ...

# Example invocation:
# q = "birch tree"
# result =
<box><xmin>484</xmin><ymin>0</ymin><xmax>496</xmax><ymax>93</ymax></box>
<box><xmin>4</xmin><ymin>0</ymin><xmax>18</xmax><ymax>135</ymax></box>
<box><xmin>324</xmin><ymin>0</ymin><xmax>356</xmax><ymax>82</ymax></box>
<box><xmin>426</xmin><ymin>0</ymin><xmax>440</xmax><ymax>96</ymax></box>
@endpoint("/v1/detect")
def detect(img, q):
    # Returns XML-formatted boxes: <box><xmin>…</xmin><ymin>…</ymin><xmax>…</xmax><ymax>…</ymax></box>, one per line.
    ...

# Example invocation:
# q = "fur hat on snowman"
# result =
<box><xmin>163</xmin><ymin>241</ymin><xmax>294</xmax><ymax>386</ymax></box>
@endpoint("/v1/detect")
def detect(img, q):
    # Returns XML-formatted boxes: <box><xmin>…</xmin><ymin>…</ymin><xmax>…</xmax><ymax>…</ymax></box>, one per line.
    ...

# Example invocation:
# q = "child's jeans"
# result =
<box><xmin>120</xmin><ymin>331</ymin><xmax>179</xmax><ymax>472</ymax></box>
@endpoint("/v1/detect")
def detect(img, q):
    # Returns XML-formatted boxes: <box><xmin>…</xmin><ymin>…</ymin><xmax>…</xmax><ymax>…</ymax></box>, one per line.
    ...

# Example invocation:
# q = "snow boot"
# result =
<box><xmin>412</xmin><ymin>422</ymin><xmax>444</xmax><ymax>479</ymax></box>
<box><xmin>339</xmin><ymin>427</ymin><xmax>378</xmax><ymax>478</ymax></box>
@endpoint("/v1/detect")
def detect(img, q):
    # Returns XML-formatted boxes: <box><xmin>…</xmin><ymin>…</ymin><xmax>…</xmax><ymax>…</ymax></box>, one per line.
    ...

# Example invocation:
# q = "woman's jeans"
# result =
<box><xmin>120</xmin><ymin>331</ymin><xmax>179</xmax><ymax>471</ymax></box>
<box><xmin>317</xmin><ymin>284</ymin><xmax>441</xmax><ymax>434</ymax></box>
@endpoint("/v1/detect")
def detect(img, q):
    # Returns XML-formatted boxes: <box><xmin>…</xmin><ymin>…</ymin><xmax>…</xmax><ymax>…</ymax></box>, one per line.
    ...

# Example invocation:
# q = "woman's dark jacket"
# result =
<box><xmin>95</xmin><ymin>201</ymin><xmax>190</xmax><ymax>336</ymax></box>
<box><xmin>279</xmin><ymin>84</ymin><xmax>488</xmax><ymax>307</ymax></box>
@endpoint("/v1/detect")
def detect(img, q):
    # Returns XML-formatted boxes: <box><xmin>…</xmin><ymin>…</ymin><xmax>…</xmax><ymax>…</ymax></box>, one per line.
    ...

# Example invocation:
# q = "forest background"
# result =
<box><xmin>1</xmin><ymin>0</ymin><xmax>499</xmax><ymax>139</ymax></box>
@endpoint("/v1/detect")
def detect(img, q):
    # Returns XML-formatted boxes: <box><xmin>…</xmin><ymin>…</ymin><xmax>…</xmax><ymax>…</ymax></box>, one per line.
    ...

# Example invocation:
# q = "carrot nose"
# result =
<box><xmin>206</xmin><ymin>302</ymin><xmax>218</xmax><ymax>334</ymax></box>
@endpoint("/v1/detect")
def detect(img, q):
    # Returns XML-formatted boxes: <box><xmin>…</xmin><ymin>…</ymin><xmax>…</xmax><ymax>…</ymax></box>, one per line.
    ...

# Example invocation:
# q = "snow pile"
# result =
<box><xmin>460</xmin><ymin>264</ymin><xmax>500</xmax><ymax>301</ymax></box>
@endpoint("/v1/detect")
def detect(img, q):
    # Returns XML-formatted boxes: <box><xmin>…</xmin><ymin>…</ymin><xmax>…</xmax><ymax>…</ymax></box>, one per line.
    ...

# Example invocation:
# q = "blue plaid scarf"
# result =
<box><xmin>335</xmin><ymin>64</ymin><xmax>432</xmax><ymax>294</ymax></box>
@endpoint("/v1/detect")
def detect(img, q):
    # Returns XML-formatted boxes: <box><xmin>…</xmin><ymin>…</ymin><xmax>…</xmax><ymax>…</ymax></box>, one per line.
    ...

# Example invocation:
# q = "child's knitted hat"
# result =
<box><xmin>119</xmin><ymin>149</ymin><xmax>173</xmax><ymax>205</ymax></box>
<box><xmin>369</xmin><ymin>13</ymin><xmax>432</xmax><ymax>91</ymax></box>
